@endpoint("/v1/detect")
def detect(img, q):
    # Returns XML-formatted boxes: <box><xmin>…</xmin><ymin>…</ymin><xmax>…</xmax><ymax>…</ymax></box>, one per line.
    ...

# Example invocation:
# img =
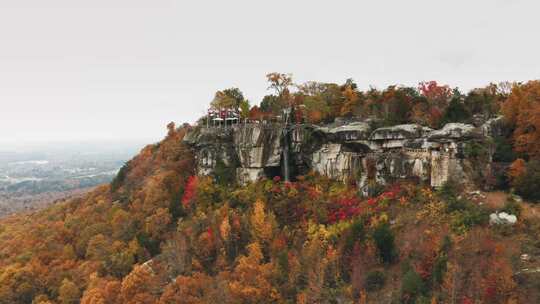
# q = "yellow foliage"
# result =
<box><xmin>219</xmin><ymin>215</ymin><xmax>231</xmax><ymax>241</ymax></box>
<box><xmin>325</xmin><ymin>220</ymin><xmax>356</xmax><ymax>240</ymax></box>
<box><xmin>369</xmin><ymin>213</ymin><xmax>389</xmax><ymax>228</ymax></box>
<box><xmin>58</xmin><ymin>278</ymin><xmax>81</xmax><ymax>304</ymax></box>
<box><xmin>416</xmin><ymin>200</ymin><xmax>446</xmax><ymax>222</ymax></box>
<box><xmin>306</xmin><ymin>221</ymin><xmax>331</xmax><ymax>243</ymax></box>
<box><xmin>250</xmin><ymin>200</ymin><xmax>274</xmax><ymax>243</ymax></box>
<box><xmin>286</xmin><ymin>186</ymin><xmax>299</xmax><ymax>198</ymax></box>
<box><xmin>228</xmin><ymin>242</ymin><xmax>281</xmax><ymax>303</ymax></box>
<box><xmin>421</xmin><ymin>188</ymin><xmax>435</xmax><ymax>201</ymax></box>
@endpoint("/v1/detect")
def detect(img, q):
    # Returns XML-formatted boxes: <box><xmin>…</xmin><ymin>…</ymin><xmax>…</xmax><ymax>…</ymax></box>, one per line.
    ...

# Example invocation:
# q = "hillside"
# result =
<box><xmin>1</xmin><ymin>78</ymin><xmax>540</xmax><ymax>304</ymax></box>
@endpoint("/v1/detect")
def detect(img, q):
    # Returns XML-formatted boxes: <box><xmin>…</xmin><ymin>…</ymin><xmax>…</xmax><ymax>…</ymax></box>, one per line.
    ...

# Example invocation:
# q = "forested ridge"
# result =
<box><xmin>1</xmin><ymin>77</ymin><xmax>540</xmax><ymax>304</ymax></box>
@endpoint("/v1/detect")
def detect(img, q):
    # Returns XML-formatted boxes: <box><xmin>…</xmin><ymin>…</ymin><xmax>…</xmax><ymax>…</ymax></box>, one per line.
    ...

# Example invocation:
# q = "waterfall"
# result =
<box><xmin>281</xmin><ymin>127</ymin><xmax>290</xmax><ymax>182</ymax></box>
<box><xmin>280</xmin><ymin>106</ymin><xmax>295</xmax><ymax>182</ymax></box>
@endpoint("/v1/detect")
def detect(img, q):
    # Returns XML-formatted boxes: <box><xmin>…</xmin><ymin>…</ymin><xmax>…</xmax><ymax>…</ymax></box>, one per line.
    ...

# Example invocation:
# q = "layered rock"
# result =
<box><xmin>233</xmin><ymin>125</ymin><xmax>282</xmax><ymax>184</ymax></box>
<box><xmin>184</xmin><ymin>120</ymin><xmax>495</xmax><ymax>191</ymax></box>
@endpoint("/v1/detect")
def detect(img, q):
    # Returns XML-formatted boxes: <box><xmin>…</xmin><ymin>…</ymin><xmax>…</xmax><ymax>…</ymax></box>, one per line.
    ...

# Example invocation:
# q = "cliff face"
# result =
<box><xmin>184</xmin><ymin>119</ymin><xmax>497</xmax><ymax>191</ymax></box>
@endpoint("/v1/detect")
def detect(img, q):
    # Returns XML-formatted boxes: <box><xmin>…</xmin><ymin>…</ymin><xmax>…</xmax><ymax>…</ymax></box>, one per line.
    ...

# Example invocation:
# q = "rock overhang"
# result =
<box><xmin>427</xmin><ymin>123</ymin><xmax>480</xmax><ymax>141</ymax></box>
<box><xmin>184</xmin><ymin>119</ymin><xmax>495</xmax><ymax>189</ymax></box>
<box><xmin>369</xmin><ymin>124</ymin><xmax>433</xmax><ymax>141</ymax></box>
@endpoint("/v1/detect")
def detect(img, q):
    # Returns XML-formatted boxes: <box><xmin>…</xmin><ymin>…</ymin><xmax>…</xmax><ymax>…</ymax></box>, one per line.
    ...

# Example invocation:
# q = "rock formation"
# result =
<box><xmin>184</xmin><ymin>119</ymin><xmax>496</xmax><ymax>192</ymax></box>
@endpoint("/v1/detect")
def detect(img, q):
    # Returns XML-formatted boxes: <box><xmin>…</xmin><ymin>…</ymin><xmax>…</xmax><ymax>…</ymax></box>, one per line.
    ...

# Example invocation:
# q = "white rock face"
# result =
<box><xmin>430</xmin><ymin>150</ymin><xmax>450</xmax><ymax>188</ymax></box>
<box><xmin>412</xmin><ymin>158</ymin><xmax>424</xmax><ymax>177</ymax></box>
<box><xmin>234</xmin><ymin>125</ymin><xmax>282</xmax><ymax>168</ymax></box>
<box><xmin>311</xmin><ymin>144</ymin><xmax>362</xmax><ymax>182</ymax></box>
<box><xmin>185</xmin><ymin>119</ymin><xmax>492</xmax><ymax>188</ymax></box>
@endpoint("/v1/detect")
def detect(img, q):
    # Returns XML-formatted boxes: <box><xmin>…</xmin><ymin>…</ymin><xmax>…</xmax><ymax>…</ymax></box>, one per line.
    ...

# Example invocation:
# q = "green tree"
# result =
<box><xmin>303</xmin><ymin>95</ymin><xmax>330</xmax><ymax>124</ymax></box>
<box><xmin>441</xmin><ymin>96</ymin><xmax>471</xmax><ymax>125</ymax></box>
<box><xmin>464</xmin><ymin>83</ymin><xmax>506</xmax><ymax>117</ymax></box>
<box><xmin>400</xmin><ymin>268</ymin><xmax>425</xmax><ymax>304</ymax></box>
<box><xmin>260</xmin><ymin>94</ymin><xmax>281</xmax><ymax>114</ymax></box>
<box><xmin>372</xmin><ymin>223</ymin><xmax>397</xmax><ymax>264</ymax></box>
<box><xmin>211</xmin><ymin>88</ymin><xmax>245</xmax><ymax>109</ymax></box>
<box><xmin>239</xmin><ymin>99</ymin><xmax>250</xmax><ymax>119</ymax></box>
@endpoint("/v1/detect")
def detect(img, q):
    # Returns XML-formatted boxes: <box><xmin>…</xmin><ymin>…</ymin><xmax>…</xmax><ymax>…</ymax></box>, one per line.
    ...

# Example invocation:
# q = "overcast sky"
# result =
<box><xmin>0</xmin><ymin>0</ymin><xmax>539</xmax><ymax>146</ymax></box>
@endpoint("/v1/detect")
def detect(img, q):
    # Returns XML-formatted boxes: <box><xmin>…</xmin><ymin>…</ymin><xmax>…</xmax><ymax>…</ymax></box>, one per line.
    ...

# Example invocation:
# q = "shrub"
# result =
<box><xmin>464</xmin><ymin>141</ymin><xmax>490</xmax><ymax>162</ymax></box>
<box><xmin>437</xmin><ymin>180</ymin><xmax>461</xmax><ymax>201</ymax></box>
<box><xmin>372</xmin><ymin>223</ymin><xmax>397</xmax><ymax>264</ymax></box>
<box><xmin>214</xmin><ymin>158</ymin><xmax>236</xmax><ymax>186</ymax></box>
<box><xmin>445</xmin><ymin>196</ymin><xmax>468</xmax><ymax>213</ymax></box>
<box><xmin>432</xmin><ymin>254</ymin><xmax>448</xmax><ymax>285</ymax></box>
<box><xmin>492</xmin><ymin>135</ymin><xmax>515</xmax><ymax>162</ymax></box>
<box><xmin>440</xmin><ymin>235</ymin><xmax>452</xmax><ymax>253</ymax></box>
<box><xmin>344</xmin><ymin>219</ymin><xmax>365</xmax><ymax>253</ymax></box>
<box><xmin>501</xmin><ymin>199</ymin><xmax>522</xmax><ymax>217</ymax></box>
<box><xmin>440</xmin><ymin>186</ymin><xmax>488</xmax><ymax>234</ymax></box>
<box><xmin>401</xmin><ymin>268</ymin><xmax>426</xmax><ymax>304</ymax></box>
<box><xmin>450</xmin><ymin>206</ymin><xmax>488</xmax><ymax>234</ymax></box>
<box><xmin>414</xmin><ymin>296</ymin><xmax>433</xmax><ymax>304</ymax></box>
<box><xmin>438</xmin><ymin>182</ymin><xmax>470</xmax><ymax>213</ymax></box>
<box><xmin>365</xmin><ymin>270</ymin><xmax>385</xmax><ymax>291</ymax></box>
<box><xmin>490</xmin><ymin>162</ymin><xmax>511</xmax><ymax>190</ymax></box>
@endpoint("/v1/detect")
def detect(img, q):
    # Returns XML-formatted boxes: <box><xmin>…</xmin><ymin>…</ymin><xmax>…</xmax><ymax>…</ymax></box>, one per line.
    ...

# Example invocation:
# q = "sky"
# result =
<box><xmin>0</xmin><ymin>0</ymin><xmax>539</xmax><ymax>146</ymax></box>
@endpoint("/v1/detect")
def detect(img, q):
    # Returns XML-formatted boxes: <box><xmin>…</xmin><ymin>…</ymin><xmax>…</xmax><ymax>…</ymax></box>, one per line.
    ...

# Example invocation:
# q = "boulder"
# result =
<box><xmin>489</xmin><ymin>212</ymin><xmax>518</xmax><ymax>225</ymax></box>
<box><xmin>521</xmin><ymin>254</ymin><xmax>531</xmax><ymax>262</ymax></box>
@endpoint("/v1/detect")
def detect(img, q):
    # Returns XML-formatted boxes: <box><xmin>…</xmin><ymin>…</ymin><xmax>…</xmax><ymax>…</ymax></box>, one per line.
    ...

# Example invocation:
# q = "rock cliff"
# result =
<box><xmin>184</xmin><ymin>119</ymin><xmax>497</xmax><ymax>192</ymax></box>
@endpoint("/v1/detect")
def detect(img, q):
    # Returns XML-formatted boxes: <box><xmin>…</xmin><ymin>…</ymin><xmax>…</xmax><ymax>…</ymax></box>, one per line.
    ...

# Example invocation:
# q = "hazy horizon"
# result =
<box><xmin>1</xmin><ymin>0</ymin><xmax>539</xmax><ymax>145</ymax></box>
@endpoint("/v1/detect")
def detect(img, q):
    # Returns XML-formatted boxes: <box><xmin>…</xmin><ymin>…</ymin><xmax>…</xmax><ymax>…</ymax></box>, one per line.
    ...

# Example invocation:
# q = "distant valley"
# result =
<box><xmin>0</xmin><ymin>140</ymin><xmax>148</xmax><ymax>217</ymax></box>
